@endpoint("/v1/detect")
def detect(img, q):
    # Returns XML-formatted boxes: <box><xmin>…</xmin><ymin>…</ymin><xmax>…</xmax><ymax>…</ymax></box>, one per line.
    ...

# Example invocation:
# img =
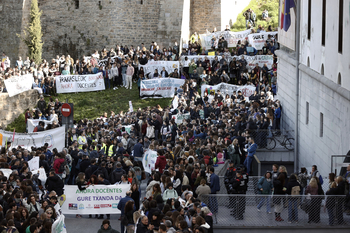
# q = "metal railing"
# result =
<box><xmin>217</xmin><ymin>176</ymin><xmax>333</xmax><ymax>195</ymax></box>
<box><xmin>202</xmin><ymin>194</ymin><xmax>349</xmax><ymax>227</ymax></box>
<box><xmin>247</xmin><ymin>129</ymin><xmax>295</xmax><ymax>151</ymax></box>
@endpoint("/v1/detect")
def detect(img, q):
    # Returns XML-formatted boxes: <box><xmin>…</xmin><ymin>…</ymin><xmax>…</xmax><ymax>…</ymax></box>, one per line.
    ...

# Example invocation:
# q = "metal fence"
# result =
<box><xmin>201</xmin><ymin>194</ymin><xmax>349</xmax><ymax>227</ymax></box>
<box><xmin>217</xmin><ymin>176</ymin><xmax>333</xmax><ymax>195</ymax></box>
<box><xmin>248</xmin><ymin>129</ymin><xmax>295</xmax><ymax>151</ymax></box>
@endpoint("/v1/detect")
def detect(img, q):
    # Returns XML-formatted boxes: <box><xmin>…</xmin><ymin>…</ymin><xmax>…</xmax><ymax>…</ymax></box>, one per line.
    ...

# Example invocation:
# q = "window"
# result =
<box><xmin>338</xmin><ymin>73</ymin><xmax>342</xmax><ymax>85</ymax></box>
<box><xmin>306</xmin><ymin>102</ymin><xmax>309</xmax><ymax>125</ymax></box>
<box><xmin>338</xmin><ymin>0</ymin><xmax>343</xmax><ymax>53</ymax></box>
<box><xmin>307</xmin><ymin>57</ymin><xmax>310</xmax><ymax>67</ymax></box>
<box><xmin>321</xmin><ymin>64</ymin><xmax>324</xmax><ymax>75</ymax></box>
<box><xmin>75</xmin><ymin>0</ymin><xmax>79</xmax><ymax>9</ymax></box>
<box><xmin>321</xmin><ymin>0</ymin><xmax>326</xmax><ymax>46</ymax></box>
<box><xmin>307</xmin><ymin>0</ymin><xmax>311</xmax><ymax>40</ymax></box>
<box><xmin>141</xmin><ymin>0</ymin><xmax>144</xmax><ymax>4</ymax></box>
<box><xmin>320</xmin><ymin>113</ymin><xmax>323</xmax><ymax>137</ymax></box>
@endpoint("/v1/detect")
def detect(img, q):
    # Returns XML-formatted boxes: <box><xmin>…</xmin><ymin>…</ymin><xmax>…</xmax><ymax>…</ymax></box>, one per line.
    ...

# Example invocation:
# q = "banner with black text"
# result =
<box><xmin>55</xmin><ymin>73</ymin><xmax>105</xmax><ymax>93</ymax></box>
<box><xmin>201</xmin><ymin>83</ymin><xmax>256</xmax><ymax>98</ymax></box>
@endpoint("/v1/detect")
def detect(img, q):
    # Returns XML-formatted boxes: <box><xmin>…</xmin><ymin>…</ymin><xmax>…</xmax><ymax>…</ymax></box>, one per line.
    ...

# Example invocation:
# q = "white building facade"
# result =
<box><xmin>276</xmin><ymin>0</ymin><xmax>350</xmax><ymax>176</ymax></box>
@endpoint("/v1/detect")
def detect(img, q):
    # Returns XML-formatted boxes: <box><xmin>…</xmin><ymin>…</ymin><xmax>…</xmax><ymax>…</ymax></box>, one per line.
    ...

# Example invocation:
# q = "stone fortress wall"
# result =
<box><xmin>0</xmin><ymin>0</ymin><xmax>222</xmax><ymax>65</ymax></box>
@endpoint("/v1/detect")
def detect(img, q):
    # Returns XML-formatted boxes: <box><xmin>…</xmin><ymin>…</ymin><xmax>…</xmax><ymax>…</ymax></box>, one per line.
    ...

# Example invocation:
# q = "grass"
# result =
<box><xmin>6</xmin><ymin>85</ymin><xmax>172</xmax><ymax>132</ymax></box>
<box><xmin>232</xmin><ymin>0</ymin><xmax>279</xmax><ymax>32</ymax></box>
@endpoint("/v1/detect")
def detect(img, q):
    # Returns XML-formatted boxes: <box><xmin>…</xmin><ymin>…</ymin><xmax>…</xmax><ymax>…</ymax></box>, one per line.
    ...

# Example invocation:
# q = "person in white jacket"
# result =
<box><xmin>146</xmin><ymin>122</ymin><xmax>155</xmax><ymax>139</ymax></box>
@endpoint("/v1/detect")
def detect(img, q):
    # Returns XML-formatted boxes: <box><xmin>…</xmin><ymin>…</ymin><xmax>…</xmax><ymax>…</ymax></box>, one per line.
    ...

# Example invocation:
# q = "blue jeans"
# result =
<box><xmin>288</xmin><ymin>198</ymin><xmax>298</xmax><ymax>222</ymax></box>
<box><xmin>327</xmin><ymin>207</ymin><xmax>335</xmax><ymax>225</ymax></box>
<box><xmin>246</xmin><ymin>19</ymin><xmax>254</xmax><ymax>27</ymax></box>
<box><xmin>257</xmin><ymin>196</ymin><xmax>271</xmax><ymax>212</ymax></box>
<box><xmin>243</xmin><ymin>156</ymin><xmax>253</xmax><ymax>175</ymax></box>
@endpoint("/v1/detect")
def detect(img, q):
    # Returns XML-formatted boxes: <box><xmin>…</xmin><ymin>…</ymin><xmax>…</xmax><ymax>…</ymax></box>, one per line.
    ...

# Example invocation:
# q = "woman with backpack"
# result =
<box><xmin>286</xmin><ymin>174</ymin><xmax>301</xmax><ymax>223</ymax></box>
<box><xmin>257</xmin><ymin>171</ymin><xmax>273</xmax><ymax>213</ymax></box>
<box><xmin>297</xmin><ymin>167</ymin><xmax>309</xmax><ymax>196</ymax></box>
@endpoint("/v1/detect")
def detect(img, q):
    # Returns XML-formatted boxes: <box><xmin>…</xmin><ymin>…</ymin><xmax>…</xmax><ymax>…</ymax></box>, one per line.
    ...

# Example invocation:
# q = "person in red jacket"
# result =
<box><xmin>155</xmin><ymin>149</ymin><xmax>167</xmax><ymax>174</ymax></box>
<box><xmin>53</xmin><ymin>152</ymin><xmax>65</xmax><ymax>176</ymax></box>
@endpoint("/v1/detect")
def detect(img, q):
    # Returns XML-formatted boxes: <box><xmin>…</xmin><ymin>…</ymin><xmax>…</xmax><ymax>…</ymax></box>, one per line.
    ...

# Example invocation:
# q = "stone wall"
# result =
<box><xmin>190</xmin><ymin>0</ymin><xmax>221</xmax><ymax>35</ymax></box>
<box><xmin>0</xmin><ymin>0</ymin><xmax>31</xmax><ymax>67</ymax></box>
<box><xmin>0</xmin><ymin>90</ymin><xmax>39</xmax><ymax>128</ymax></box>
<box><xmin>38</xmin><ymin>0</ymin><xmax>184</xmax><ymax>61</ymax></box>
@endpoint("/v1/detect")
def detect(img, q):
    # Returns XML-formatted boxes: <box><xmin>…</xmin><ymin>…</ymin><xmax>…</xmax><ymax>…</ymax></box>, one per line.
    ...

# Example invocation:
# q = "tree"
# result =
<box><xmin>232</xmin><ymin>0</ymin><xmax>279</xmax><ymax>32</ymax></box>
<box><xmin>19</xmin><ymin>0</ymin><xmax>43</xmax><ymax>64</ymax></box>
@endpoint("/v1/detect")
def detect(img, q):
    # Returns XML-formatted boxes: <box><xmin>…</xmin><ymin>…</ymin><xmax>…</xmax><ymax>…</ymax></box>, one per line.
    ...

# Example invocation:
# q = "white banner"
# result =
<box><xmin>140</xmin><ymin>78</ymin><xmax>185</xmax><ymax>99</ymax></box>
<box><xmin>201</xmin><ymin>84</ymin><xmax>256</xmax><ymax>98</ymax></box>
<box><xmin>55</xmin><ymin>73</ymin><xmax>105</xmax><ymax>93</ymax></box>
<box><xmin>27</xmin><ymin>119</ymin><xmax>54</xmax><ymax>133</ymax></box>
<box><xmin>0</xmin><ymin>127</ymin><xmax>65</xmax><ymax>151</ymax></box>
<box><xmin>142</xmin><ymin>150</ymin><xmax>158</xmax><ymax>174</ymax></box>
<box><xmin>245</xmin><ymin>55</ymin><xmax>274</xmax><ymax>71</ymax></box>
<box><xmin>28</xmin><ymin>157</ymin><xmax>39</xmax><ymax>171</ymax></box>
<box><xmin>60</xmin><ymin>184</ymin><xmax>130</xmax><ymax>214</ymax></box>
<box><xmin>180</xmin><ymin>55</ymin><xmax>274</xmax><ymax>71</ymax></box>
<box><xmin>4</xmin><ymin>74</ymin><xmax>34</xmax><ymax>97</ymax></box>
<box><xmin>139</xmin><ymin>61</ymin><xmax>179</xmax><ymax>78</ymax></box>
<box><xmin>248</xmin><ymin>32</ymin><xmax>278</xmax><ymax>50</ymax></box>
<box><xmin>200</xmin><ymin>29</ymin><xmax>252</xmax><ymax>49</ymax></box>
<box><xmin>52</xmin><ymin>213</ymin><xmax>67</xmax><ymax>233</ymax></box>
<box><xmin>173</xmin><ymin>113</ymin><xmax>191</xmax><ymax>124</ymax></box>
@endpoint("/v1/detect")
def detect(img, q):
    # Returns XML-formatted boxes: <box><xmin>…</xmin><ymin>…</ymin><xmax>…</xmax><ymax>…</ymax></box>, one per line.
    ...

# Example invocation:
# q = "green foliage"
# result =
<box><xmin>7</xmin><ymin>86</ymin><xmax>172</xmax><ymax>132</ymax></box>
<box><xmin>6</xmin><ymin>114</ymin><xmax>26</xmax><ymax>133</ymax></box>
<box><xmin>232</xmin><ymin>0</ymin><xmax>279</xmax><ymax>32</ymax></box>
<box><xmin>19</xmin><ymin>0</ymin><xmax>43</xmax><ymax>64</ymax></box>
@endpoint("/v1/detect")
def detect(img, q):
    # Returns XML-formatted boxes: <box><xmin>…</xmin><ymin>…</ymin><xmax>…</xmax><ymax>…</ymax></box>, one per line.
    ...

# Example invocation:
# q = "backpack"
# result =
<box><xmin>291</xmin><ymin>186</ymin><xmax>300</xmax><ymax>196</ymax></box>
<box><xmin>318</xmin><ymin>174</ymin><xmax>323</xmax><ymax>185</ymax></box>
<box><xmin>75</xmin><ymin>158</ymin><xmax>82</xmax><ymax>170</ymax></box>
<box><xmin>58</xmin><ymin>160</ymin><xmax>67</xmax><ymax>173</ymax></box>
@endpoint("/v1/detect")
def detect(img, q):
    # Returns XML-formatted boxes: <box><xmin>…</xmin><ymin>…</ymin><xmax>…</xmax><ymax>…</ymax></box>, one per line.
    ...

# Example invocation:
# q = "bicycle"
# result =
<box><xmin>266</xmin><ymin>132</ymin><xmax>294</xmax><ymax>151</ymax></box>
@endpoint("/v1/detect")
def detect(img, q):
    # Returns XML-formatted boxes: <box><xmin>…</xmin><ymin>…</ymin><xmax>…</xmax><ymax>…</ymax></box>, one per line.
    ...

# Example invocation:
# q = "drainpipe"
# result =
<box><xmin>294</xmin><ymin>0</ymin><xmax>300</xmax><ymax>173</ymax></box>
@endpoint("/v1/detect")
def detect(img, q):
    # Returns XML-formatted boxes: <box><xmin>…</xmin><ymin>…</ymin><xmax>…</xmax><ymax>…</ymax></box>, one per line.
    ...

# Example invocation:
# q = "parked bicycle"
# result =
<box><xmin>266</xmin><ymin>132</ymin><xmax>294</xmax><ymax>150</ymax></box>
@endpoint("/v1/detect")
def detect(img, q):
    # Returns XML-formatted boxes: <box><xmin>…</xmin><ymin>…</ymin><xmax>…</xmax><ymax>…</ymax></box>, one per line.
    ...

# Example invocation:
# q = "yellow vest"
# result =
<box><xmin>108</xmin><ymin>145</ymin><xmax>114</xmax><ymax>157</ymax></box>
<box><xmin>78</xmin><ymin>136</ymin><xmax>86</xmax><ymax>150</ymax></box>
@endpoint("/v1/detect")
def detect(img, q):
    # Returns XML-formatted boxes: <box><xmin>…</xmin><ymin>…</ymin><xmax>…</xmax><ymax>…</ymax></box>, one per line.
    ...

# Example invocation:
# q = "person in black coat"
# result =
<box><xmin>326</xmin><ymin>181</ymin><xmax>338</xmax><ymax>226</ymax></box>
<box><xmin>273</xmin><ymin>173</ymin><xmax>286</xmax><ymax>221</ymax></box>
<box><xmin>136</xmin><ymin>216</ymin><xmax>154</xmax><ymax>233</ymax></box>
<box><xmin>45</xmin><ymin>171</ymin><xmax>64</xmax><ymax>196</ymax></box>
<box><xmin>286</xmin><ymin>174</ymin><xmax>301</xmax><ymax>223</ymax></box>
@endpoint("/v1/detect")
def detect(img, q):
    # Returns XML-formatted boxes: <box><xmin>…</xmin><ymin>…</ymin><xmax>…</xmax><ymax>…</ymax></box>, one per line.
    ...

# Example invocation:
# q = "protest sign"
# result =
<box><xmin>248</xmin><ymin>32</ymin><xmax>278</xmax><ymax>50</ymax></box>
<box><xmin>27</xmin><ymin>119</ymin><xmax>54</xmax><ymax>133</ymax></box>
<box><xmin>140</xmin><ymin>78</ymin><xmax>185</xmax><ymax>99</ymax></box>
<box><xmin>32</xmin><ymin>168</ymin><xmax>47</xmax><ymax>186</ymax></box>
<box><xmin>139</xmin><ymin>61</ymin><xmax>179</xmax><ymax>78</ymax></box>
<box><xmin>142</xmin><ymin>150</ymin><xmax>158</xmax><ymax>174</ymax></box>
<box><xmin>55</xmin><ymin>73</ymin><xmax>105</xmax><ymax>93</ymax></box>
<box><xmin>60</xmin><ymin>184</ymin><xmax>130</xmax><ymax>214</ymax></box>
<box><xmin>28</xmin><ymin>157</ymin><xmax>40</xmax><ymax>171</ymax></box>
<box><xmin>174</xmin><ymin>113</ymin><xmax>191</xmax><ymax>124</ymax></box>
<box><xmin>0</xmin><ymin>127</ymin><xmax>65</xmax><ymax>151</ymax></box>
<box><xmin>4</xmin><ymin>74</ymin><xmax>34</xmax><ymax>97</ymax></box>
<box><xmin>201</xmin><ymin>83</ymin><xmax>256</xmax><ymax>98</ymax></box>
<box><xmin>200</xmin><ymin>29</ymin><xmax>252</xmax><ymax>49</ymax></box>
<box><xmin>52</xmin><ymin>213</ymin><xmax>67</xmax><ymax>233</ymax></box>
<box><xmin>0</xmin><ymin>169</ymin><xmax>13</xmax><ymax>178</ymax></box>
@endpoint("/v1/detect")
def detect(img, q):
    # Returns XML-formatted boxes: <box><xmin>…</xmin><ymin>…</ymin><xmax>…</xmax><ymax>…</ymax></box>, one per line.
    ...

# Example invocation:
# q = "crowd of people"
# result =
<box><xmin>4</xmin><ymin>24</ymin><xmax>342</xmax><ymax>233</ymax></box>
